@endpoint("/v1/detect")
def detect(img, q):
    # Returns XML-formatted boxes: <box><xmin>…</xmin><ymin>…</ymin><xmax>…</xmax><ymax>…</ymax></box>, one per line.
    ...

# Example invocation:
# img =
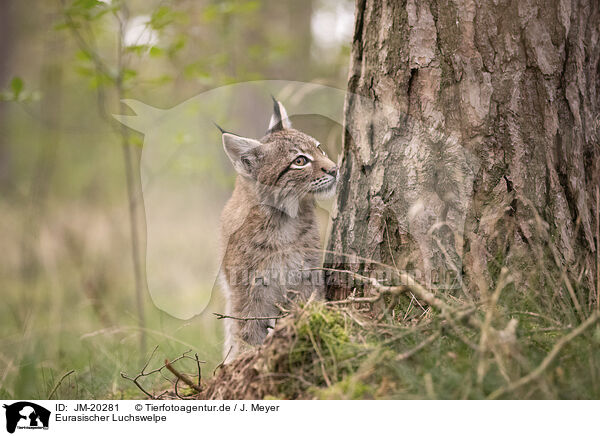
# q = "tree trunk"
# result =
<box><xmin>326</xmin><ymin>0</ymin><xmax>600</xmax><ymax>303</ymax></box>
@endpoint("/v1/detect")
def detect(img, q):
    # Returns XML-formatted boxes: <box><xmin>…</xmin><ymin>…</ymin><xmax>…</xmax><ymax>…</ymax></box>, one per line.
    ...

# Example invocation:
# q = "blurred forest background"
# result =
<box><xmin>0</xmin><ymin>0</ymin><xmax>353</xmax><ymax>399</ymax></box>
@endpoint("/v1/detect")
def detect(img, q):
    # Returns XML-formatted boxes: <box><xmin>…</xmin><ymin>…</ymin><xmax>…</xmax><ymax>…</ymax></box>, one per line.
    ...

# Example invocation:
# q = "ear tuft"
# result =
<box><xmin>213</xmin><ymin>122</ymin><xmax>227</xmax><ymax>134</ymax></box>
<box><xmin>267</xmin><ymin>97</ymin><xmax>292</xmax><ymax>133</ymax></box>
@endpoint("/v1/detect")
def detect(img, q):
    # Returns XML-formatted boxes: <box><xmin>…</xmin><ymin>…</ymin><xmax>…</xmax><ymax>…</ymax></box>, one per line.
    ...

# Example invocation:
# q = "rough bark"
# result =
<box><xmin>326</xmin><ymin>0</ymin><xmax>600</xmax><ymax>301</ymax></box>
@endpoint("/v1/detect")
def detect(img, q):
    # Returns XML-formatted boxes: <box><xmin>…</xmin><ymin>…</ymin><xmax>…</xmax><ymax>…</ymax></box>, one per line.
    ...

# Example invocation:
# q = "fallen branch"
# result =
<box><xmin>165</xmin><ymin>359</ymin><xmax>202</xmax><ymax>394</ymax></box>
<box><xmin>488</xmin><ymin>311</ymin><xmax>600</xmax><ymax>399</ymax></box>
<box><xmin>120</xmin><ymin>346</ymin><xmax>205</xmax><ymax>399</ymax></box>
<box><xmin>312</xmin><ymin>267</ymin><xmax>482</xmax><ymax>331</ymax></box>
<box><xmin>213</xmin><ymin>312</ymin><xmax>289</xmax><ymax>322</ymax></box>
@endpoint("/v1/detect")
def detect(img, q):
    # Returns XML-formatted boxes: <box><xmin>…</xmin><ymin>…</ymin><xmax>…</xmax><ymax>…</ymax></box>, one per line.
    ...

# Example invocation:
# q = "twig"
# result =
<box><xmin>315</xmin><ymin>267</ymin><xmax>482</xmax><ymax>330</ymax></box>
<box><xmin>519</xmin><ymin>195</ymin><xmax>585</xmax><ymax>322</ymax></box>
<box><xmin>488</xmin><ymin>311</ymin><xmax>600</xmax><ymax>399</ymax></box>
<box><xmin>120</xmin><ymin>346</ymin><xmax>203</xmax><ymax>399</ymax></box>
<box><xmin>195</xmin><ymin>353</ymin><xmax>202</xmax><ymax>387</ymax></box>
<box><xmin>326</xmin><ymin>294</ymin><xmax>382</xmax><ymax>304</ymax></box>
<box><xmin>154</xmin><ymin>390</ymin><xmax>169</xmax><ymax>399</ymax></box>
<box><xmin>48</xmin><ymin>370</ymin><xmax>75</xmax><ymax>399</ymax></box>
<box><xmin>173</xmin><ymin>377</ymin><xmax>184</xmax><ymax>400</ymax></box>
<box><xmin>510</xmin><ymin>311</ymin><xmax>563</xmax><ymax>326</ymax></box>
<box><xmin>306</xmin><ymin>328</ymin><xmax>332</xmax><ymax>387</ymax></box>
<box><xmin>396</xmin><ymin>332</ymin><xmax>440</xmax><ymax>361</ymax></box>
<box><xmin>440</xmin><ymin>312</ymin><xmax>479</xmax><ymax>350</ymax></box>
<box><xmin>213</xmin><ymin>312</ymin><xmax>289</xmax><ymax>321</ymax></box>
<box><xmin>213</xmin><ymin>347</ymin><xmax>232</xmax><ymax>375</ymax></box>
<box><xmin>306</xmin><ymin>267</ymin><xmax>384</xmax><ymax>290</ymax></box>
<box><xmin>320</xmin><ymin>267</ymin><xmax>488</xmax><ymax>356</ymax></box>
<box><xmin>164</xmin><ymin>359</ymin><xmax>202</xmax><ymax>393</ymax></box>
<box><xmin>477</xmin><ymin>268</ymin><xmax>511</xmax><ymax>384</ymax></box>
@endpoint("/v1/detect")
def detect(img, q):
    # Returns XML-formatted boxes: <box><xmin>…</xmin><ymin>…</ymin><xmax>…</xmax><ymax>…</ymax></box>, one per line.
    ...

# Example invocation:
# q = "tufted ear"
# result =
<box><xmin>222</xmin><ymin>133</ymin><xmax>262</xmax><ymax>178</ymax></box>
<box><xmin>267</xmin><ymin>97</ymin><xmax>292</xmax><ymax>133</ymax></box>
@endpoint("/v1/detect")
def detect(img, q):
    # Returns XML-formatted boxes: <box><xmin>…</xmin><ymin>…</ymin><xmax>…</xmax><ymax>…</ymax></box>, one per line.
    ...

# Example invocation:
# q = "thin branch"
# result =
<box><xmin>173</xmin><ymin>377</ymin><xmax>184</xmax><ymax>400</ymax></box>
<box><xmin>195</xmin><ymin>353</ymin><xmax>202</xmax><ymax>387</ymax></box>
<box><xmin>396</xmin><ymin>332</ymin><xmax>440</xmax><ymax>361</ymax></box>
<box><xmin>477</xmin><ymin>268</ymin><xmax>511</xmax><ymax>384</ymax></box>
<box><xmin>164</xmin><ymin>359</ymin><xmax>202</xmax><ymax>393</ymax></box>
<box><xmin>314</xmin><ymin>267</ymin><xmax>483</xmax><ymax>330</ymax></box>
<box><xmin>213</xmin><ymin>347</ymin><xmax>232</xmax><ymax>375</ymax></box>
<box><xmin>48</xmin><ymin>370</ymin><xmax>75</xmax><ymax>399</ymax></box>
<box><xmin>306</xmin><ymin>327</ymin><xmax>331</xmax><ymax>387</ymax></box>
<box><xmin>213</xmin><ymin>312</ymin><xmax>288</xmax><ymax>322</ymax></box>
<box><xmin>510</xmin><ymin>311</ymin><xmax>563</xmax><ymax>326</ymax></box>
<box><xmin>120</xmin><ymin>347</ymin><xmax>203</xmax><ymax>399</ymax></box>
<box><xmin>120</xmin><ymin>372</ymin><xmax>154</xmax><ymax>398</ymax></box>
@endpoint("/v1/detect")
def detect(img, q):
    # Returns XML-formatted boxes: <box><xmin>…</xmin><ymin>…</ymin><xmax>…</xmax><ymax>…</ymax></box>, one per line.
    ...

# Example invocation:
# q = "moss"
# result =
<box><xmin>275</xmin><ymin>304</ymin><xmax>361</xmax><ymax>396</ymax></box>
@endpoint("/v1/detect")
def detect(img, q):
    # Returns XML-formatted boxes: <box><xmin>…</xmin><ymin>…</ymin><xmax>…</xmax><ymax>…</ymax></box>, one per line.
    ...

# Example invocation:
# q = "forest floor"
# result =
<box><xmin>4</xmin><ymin>205</ymin><xmax>599</xmax><ymax>400</ymax></box>
<box><xmin>120</xmin><ymin>276</ymin><xmax>600</xmax><ymax>400</ymax></box>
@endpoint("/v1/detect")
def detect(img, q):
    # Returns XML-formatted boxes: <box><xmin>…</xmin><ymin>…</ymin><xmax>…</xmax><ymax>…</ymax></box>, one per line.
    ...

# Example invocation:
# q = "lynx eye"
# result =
<box><xmin>291</xmin><ymin>156</ymin><xmax>309</xmax><ymax>167</ymax></box>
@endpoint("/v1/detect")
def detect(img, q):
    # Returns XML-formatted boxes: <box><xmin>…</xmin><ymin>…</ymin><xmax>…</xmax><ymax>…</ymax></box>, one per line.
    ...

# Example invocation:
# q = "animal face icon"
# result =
<box><xmin>3</xmin><ymin>402</ymin><xmax>50</xmax><ymax>434</ymax></box>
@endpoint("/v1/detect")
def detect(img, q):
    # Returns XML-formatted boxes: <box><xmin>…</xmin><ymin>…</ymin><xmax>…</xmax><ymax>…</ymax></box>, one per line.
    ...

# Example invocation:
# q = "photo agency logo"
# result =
<box><xmin>2</xmin><ymin>402</ymin><xmax>50</xmax><ymax>434</ymax></box>
<box><xmin>113</xmin><ymin>80</ymin><xmax>479</xmax><ymax>320</ymax></box>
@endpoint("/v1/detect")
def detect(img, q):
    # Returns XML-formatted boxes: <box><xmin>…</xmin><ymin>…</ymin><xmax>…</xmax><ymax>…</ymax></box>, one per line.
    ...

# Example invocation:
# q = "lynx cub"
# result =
<box><xmin>219</xmin><ymin>98</ymin><xmax>338</xmax><ymax>362</ymax></box>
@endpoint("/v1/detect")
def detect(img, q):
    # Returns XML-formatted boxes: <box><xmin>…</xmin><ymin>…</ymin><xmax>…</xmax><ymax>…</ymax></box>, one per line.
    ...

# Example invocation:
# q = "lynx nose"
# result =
<box><xmin>322</xmin><ymin>166</ymin><xmax>338</xmax><ymax>178</ymax></box>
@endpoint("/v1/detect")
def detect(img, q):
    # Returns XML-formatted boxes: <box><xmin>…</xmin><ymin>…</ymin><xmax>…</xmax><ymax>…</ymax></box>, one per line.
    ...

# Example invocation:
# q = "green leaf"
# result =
<box><xmin>75</xmin><ymin>49</ymin><xmax>93</xmax><ymax>61</ymax></box>
<box><xmin>149</xmin><ymin>5</ymin><xmax>178</xmax><ymax>30</ymax></box>
<box><xmin>125</xmin><ymin>45</ymin><xmax>149</xmax><ymax>55</ymax></box>
<box><xmin>167</xmin><ymin>35</ymin><xmax>186</xmax><ymax>56</ymax></box>
<box><xmin>65</xmin><ymin>0</ymin><xmax>115</xmax><ymax>21</ymax></box>
<box><xmin>72</xmin><ymin>0</ymin><xmax>103</xmax><ymax>10</ymax></box>
<box><xmin>10</xmin><ymin>77</ymin><xmax>23</xmax><ymax>98</ymax></box>
<box><xmin>122</xmin><ymin>68</ymin><xmax>138</xmax><ymax>83</ymax></box>
<box><xmin>149</xmin><ymin>46</ymin><xmax>163</xmax><ymax>57</ymax></box>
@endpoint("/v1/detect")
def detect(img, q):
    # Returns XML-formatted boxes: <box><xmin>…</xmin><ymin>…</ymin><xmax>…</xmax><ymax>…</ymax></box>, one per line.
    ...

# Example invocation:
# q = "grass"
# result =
<box><xmin>0</xmin><ymin>202</ymin><xmax>224</xmax><ymax>400</ymax></box>
<box><xmin>191</xmin><ymin>228</ymin><xmax>600</xmax><ymax>400</ymax></box>
<box><xmin>200</xmin><ymin>289</ymin><xmax>600</xmax><ymax>399</ymax></box>
<box><xmin>1</xmin><ymin>193</ymin><xmax>599</xmax><ymax>400</ymax></box>
<box><xmin>0</xmin><ymin>286</ymin><xmax>224</xmax><ymax>400</ymax></box>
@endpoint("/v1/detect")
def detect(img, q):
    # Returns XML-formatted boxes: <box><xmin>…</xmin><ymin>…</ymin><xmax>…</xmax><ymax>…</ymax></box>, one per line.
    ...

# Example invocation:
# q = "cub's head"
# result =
<box><xmin>221</xmin><ymin>98</ymin><xmax>338</xmax><ymax>212</ymax></box>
